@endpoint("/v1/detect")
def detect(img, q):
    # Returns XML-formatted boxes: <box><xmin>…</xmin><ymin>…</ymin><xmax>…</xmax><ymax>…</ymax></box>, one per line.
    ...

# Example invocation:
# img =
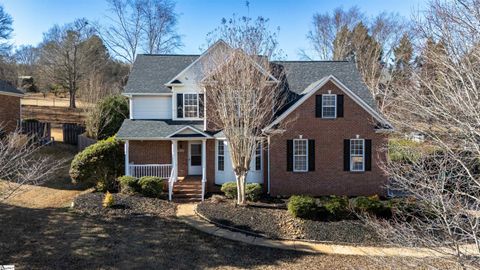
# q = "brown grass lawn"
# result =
<box><xmin>2</xmin><ymin>143</ymin><xmax>85</xmax><ymax>208</ymax></box>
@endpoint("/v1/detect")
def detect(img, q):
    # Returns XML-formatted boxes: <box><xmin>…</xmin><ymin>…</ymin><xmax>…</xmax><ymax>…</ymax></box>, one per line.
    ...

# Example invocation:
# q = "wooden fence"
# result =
<box><xmin>63</xmin><ymin>123</ymin><xmax>86</xmax><ymax>145</ymax></box>
<box><xmin>77</xmin><ymin>133</ymin><xmax>97</xmax><ymax>152</ymax></box>
<box><xmin>20</xmin><ymin>120</ymin><xmax>52</xmax><ymax>145</ymax></box>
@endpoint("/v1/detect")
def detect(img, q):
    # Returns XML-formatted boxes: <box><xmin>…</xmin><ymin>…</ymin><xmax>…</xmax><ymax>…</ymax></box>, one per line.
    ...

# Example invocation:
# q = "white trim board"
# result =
<box><xmin>264</xmin><ymin>75</ymin><xmax>393</xmax><ymax>131</ymax></box>
<box><xmin>166</xmin><ymin>125</ymin><xmax>212</xmax><ymax>138</ymax></box>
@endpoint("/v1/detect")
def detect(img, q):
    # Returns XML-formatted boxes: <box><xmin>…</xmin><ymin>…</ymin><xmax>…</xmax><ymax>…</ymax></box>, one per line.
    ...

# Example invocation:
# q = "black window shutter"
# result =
<box><xmin>365</xmin><ymin>139</ymin><xmax>372</xmax><ymax>171</ymax></box>
<box><xmin>308</xmin><ymin>139</ymin><xmax>315</xmax><ymax>171</ymax></box>
<box><xmin>343</xmin><ymin>139</ymin><xmax>350</xmax><ymax>171</ymax></box>
<box><xmin>315</xmin><ymin>95</ymin><xmax>322</xmax><ymax>118</ymax></box>
<box><xmin>177</xmin><ymin>94</ymin><xmax>183</xmax><ymax>118</ymax></box>
<box><xmin>199</xmin><ymin>93</ymin><xmax>205</xmax><ymax>118</ymax></box>
<box><xmin>287</xmin><ymin>140</ymin><xmax>293</xmax><ymax>171</ymax></box>
<box><xmin>337</xmin><ymin>95</ymin><xmax>344</xmax><ymax>117</ymax></box>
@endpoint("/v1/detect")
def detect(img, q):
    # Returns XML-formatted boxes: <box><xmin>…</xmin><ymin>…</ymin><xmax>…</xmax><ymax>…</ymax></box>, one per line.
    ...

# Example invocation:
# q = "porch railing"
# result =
<box><xmin>129</xmin><ymin>164</ymin><xmax>172</xmax><ymax>179</ymax></box>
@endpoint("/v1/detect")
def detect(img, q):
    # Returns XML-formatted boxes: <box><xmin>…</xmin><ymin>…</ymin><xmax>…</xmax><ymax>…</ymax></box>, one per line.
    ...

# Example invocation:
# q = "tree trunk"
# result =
<box><xmin>235</xmin><ymin>172</ymin><xmax>247</xmax><ymax>205</ymax></box>
<box><xmin>70</xmin><ymin>89</ymin><xmax>76</xmax><ymax>108</ymax></box>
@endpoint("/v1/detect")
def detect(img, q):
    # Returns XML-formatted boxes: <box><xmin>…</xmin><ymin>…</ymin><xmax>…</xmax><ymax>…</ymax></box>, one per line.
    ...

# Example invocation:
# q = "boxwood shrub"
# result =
<box><xmin>138</xmin><ymin>176</ymin><xmax>163</xmax><ymax>198</ymax></box>
<box><xmin>220</xmin><ymin>182</ymin><xmax>263</xmax><ymax>201</ymax></box>
<box><xmin>288</xmin><ymin>195</ymin><xmax>318</xmax><ymax>219</ymax></box>
<box><xmin>322</xmin><ymin>196</ymin><xmax>349</xmax><ymax>219</ymax></box>
<box><xmin>69</xmin><ymin>136</ymin><xmax>124</xmax><ymax>192</ymax></box>
<box><xmin>118</xmin><ymin>175</ymin><xmax>139</xmax><ymax>194</ymax></box>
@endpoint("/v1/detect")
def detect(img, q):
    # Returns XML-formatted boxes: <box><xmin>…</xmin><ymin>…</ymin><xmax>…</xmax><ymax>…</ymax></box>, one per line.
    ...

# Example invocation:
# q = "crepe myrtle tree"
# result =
<box><xmin>0</xmin><ymin>128</ymin><xmax>63</xmax><ymax>200</ymax></box>
<box><xmin>362</xmin><ymin>1</ymin><xmax>480</xmax><ymax>268</ymax></box>
<box><xmin>202</xmin><ymin>15</ymin><xmax>286</xmax><ymax>205</ymax></box>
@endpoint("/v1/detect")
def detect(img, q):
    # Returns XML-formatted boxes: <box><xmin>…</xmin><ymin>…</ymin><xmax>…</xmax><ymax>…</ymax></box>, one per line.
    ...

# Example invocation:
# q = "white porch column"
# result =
<box><xmin>124</xmin><ymin>140</ymin><xmax>130</xmax><ymax>176</ymax></box>
<box><xmin>172</xmin><ymin>140</ymin><xmax>178</xmax><ymax>178</ymax></box>
<box><xmin>169</xmin><ymin>140</ymin><xmax>178</xmax><ymax>201</ymax></box>
<box><xmin>201</xmin><ymin>139</ymin><xmax>207</xmax><ymax>201</ymax></box>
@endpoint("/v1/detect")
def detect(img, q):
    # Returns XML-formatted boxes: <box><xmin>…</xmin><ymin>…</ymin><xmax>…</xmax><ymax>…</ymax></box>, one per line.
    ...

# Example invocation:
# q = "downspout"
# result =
<box><xmin>267</xmin><ymin>135</ymin><xmax>271</xmax><ymax>194</ymax></box>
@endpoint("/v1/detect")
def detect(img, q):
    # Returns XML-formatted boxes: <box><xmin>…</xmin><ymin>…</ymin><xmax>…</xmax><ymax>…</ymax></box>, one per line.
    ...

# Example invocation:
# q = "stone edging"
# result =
<box><xmin>176</xmin><ymin>203</ymin><xmax>449</xmax><ymax>257</ymax></box>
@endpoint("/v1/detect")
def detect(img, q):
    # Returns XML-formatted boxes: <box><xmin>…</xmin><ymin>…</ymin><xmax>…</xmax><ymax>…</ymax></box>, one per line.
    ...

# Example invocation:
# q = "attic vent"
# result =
<box><xmin>171</xmin><ymin>79</ymin><xmax>182</xmax><ymax>84</ymax></box>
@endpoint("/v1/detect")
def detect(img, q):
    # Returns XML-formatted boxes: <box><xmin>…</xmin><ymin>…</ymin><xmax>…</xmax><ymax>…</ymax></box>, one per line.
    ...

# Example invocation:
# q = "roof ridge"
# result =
<box><xmin>138</xmin><ymin>54</ymin><xmax>200</xmax><ymax>57</ymax></box>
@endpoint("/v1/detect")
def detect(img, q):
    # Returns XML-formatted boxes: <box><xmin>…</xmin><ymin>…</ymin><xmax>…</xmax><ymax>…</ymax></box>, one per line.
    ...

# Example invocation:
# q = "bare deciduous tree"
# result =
<box><xmin>0</xmin><ymin>4</ymin><xmax>13</xmax><ymax>56</ymax></box>
<box><xmin>99</xmin><ymin>0</ymin><xmax>181</xmax><ymax>65</ymax></box>
<box><xmin>203</xmin><ymin>16</ymin><xmax>285</xmax><ymax>205</ymax></box>
<box><xmin>365</xmin><ymin>0</ymin><xmax>480</xmax><ymax>268</ymax></box>
<box><xmin>38</xmin><ymin>19</ymin><xmax>99</xmax><ymax>108</ymax></box>
<box><xmin>0</xmin><ymin>130</ymin><xmax>63</xmax><ymax>200</ymax></box>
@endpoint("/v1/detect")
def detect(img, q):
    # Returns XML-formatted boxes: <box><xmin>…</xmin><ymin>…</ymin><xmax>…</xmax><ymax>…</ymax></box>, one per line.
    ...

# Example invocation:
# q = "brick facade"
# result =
<box><xmin>268</xmin><ymin>81</ymin><xmax>388</xmax><ymax>197</ymax></box>
<box><xmin>127</xmin><ymin>81</ymin><xmax>388</xmax><ymax>196</ymax></box>
<box><xmin>0</xmin><ymin>94</ymin><xmax>21</xmax><ymax>133</ymax></box>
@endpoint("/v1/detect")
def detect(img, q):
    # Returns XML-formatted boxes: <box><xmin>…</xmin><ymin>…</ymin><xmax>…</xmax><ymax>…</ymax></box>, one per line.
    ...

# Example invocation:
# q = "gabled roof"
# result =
<box><xmin>117</xmin><ymin>119</ymin><xmax>207</xmax><ymax>140</ymax></box>
<box><xmin>272</xmin><ymin>60</ymin><xmax>377</xmax><ymax>111</ymax></box>
<box><xmin>0</xmin><ymin>80</ymin><xmax>24</xmax><ymax>97</ymax></box>
<box><xmin>264</xmin><ymin>75</ymin><xmax>392</xmax><ymax>131</ymax></box>
<box><xmin>124</xmin><ymin>54</ymin><xmax>199</xmax><ymax>94</ymax></box>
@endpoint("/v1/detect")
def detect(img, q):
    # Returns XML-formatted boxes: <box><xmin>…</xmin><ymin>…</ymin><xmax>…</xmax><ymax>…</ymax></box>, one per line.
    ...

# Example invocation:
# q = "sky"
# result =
<box><xmin>2</xmin><ymin>0</ymin><xmax>426</xmax><ymax>60</ymax></box>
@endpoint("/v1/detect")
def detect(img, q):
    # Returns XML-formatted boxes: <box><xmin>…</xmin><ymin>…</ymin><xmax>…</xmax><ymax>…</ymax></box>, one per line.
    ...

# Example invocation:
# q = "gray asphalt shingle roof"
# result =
<box><xmin>119</xmin><ymin>55</ymin><xmax>383</xmax><ymax>138</ymax></box>
<box><xmin>273</xmin><ymin>60</ymin><xmax>377</xmax><ymax>110</ymax></box>
<box><xmin>124</xmin><ymin>54</ymin><xmax>199</xmax><ymax>94</ymax></box>
<box><xmin>117</xmin><ymin>119</ymin><xmax>205</xmax><ymax>139</ymax></box>
<box><xmin>0</xmin><ymin>80</ymin><xmax>24</xmax><ymax>96</ymax></box>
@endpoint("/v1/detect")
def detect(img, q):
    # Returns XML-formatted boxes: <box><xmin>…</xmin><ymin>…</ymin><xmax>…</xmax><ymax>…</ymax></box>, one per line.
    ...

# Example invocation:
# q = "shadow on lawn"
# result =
<box><xmin>0</xmin><ymin>203</ymin><xmax>308</xmax><ymax>269</ymax></box>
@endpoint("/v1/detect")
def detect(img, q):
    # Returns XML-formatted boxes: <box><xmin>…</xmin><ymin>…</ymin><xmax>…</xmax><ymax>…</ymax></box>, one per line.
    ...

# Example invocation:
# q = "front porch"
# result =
<box><xmin>124</xmin><ymin>138</ymin><xmax>209</xmax><ymax>201</ymax></box>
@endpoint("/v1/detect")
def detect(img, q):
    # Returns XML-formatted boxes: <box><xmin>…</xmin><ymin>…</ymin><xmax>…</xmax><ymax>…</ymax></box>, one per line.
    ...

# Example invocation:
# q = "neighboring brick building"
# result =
<box><xmin>0</xmin><ymin>80</ymin><xmax>24</xmax><ymax>134</ymax></box>
<box><xmin>116</xmin><ymin>40</ymin><xmax>393</xmax><ymax>201</ymax></box>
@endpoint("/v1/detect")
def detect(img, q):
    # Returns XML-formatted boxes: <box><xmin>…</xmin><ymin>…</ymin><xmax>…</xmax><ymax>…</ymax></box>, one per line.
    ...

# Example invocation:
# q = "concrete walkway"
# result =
<box><xmin>176</xmin><ymin>203</ymin><xmax>445</xmax><ymax>258</ymax></box>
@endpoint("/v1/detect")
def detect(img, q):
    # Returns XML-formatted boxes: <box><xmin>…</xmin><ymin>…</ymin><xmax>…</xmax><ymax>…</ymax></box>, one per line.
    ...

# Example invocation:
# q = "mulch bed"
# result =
<box><xmin>73</xmin><ymin>192</ymin><xmax>176</xmax><ymax>218</ymax></box>
<box><xmin>196</xmin><ymin>200</ymin><xmax>383</xmax><ymax>246</ymax></box>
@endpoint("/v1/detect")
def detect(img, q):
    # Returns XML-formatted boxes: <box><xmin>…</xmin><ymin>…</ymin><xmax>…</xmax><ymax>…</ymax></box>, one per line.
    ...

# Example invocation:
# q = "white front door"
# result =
<box><xmin>188</xmin><ymin>142</ymin><xmax>202</xmax><ymax>175</ymax></box>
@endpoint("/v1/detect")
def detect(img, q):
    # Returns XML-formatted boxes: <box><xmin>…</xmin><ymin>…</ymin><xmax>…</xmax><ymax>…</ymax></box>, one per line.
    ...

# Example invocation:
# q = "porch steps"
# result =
<box><xmin>173</xmin><ymin>176</ymin><xmax>202</xmax><ymax>201</ymax></box>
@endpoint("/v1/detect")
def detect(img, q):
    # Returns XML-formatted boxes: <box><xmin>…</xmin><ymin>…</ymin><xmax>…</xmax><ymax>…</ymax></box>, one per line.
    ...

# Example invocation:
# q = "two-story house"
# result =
<box><xmin>117</xmin><ymin>41</ymin><xmax>393</xmax><ymax>201</ymax></box>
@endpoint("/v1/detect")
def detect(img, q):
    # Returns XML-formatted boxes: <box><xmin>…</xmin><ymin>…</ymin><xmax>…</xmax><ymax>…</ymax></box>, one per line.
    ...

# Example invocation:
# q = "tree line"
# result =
<box><xmin>0</xmin><ymin>0</ymin><xmax>180</xmax><ymax>108</ymax></box>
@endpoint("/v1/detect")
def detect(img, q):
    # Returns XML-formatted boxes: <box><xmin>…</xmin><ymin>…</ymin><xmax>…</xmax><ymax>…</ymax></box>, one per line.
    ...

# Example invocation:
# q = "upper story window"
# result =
<box><xmin>322</xmin><ymin>94</ymin><xmax>337</xmax><ymax>118</ymax></box>
<box><xmin>350</xmin><ymin>139</ymin><xmax>365</xmax><ymax>172</ymax></box>
<box><xmin>293</xmin><ymin>139</ymin><xmax>308</xmax><ymax>172</ymax></box>
<box><xmin>184</xmin><ymin>94</ymin><xmax>198</xmax><ymax>118</ymax></box>
<box><xmin>177</xmin><ymin>93</ymin><xmax>204</xmax><ymax>119</ymax></box>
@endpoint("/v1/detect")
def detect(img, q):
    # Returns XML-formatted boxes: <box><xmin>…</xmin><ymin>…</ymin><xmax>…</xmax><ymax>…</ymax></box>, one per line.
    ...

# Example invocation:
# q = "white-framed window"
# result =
<box><xmin>350</xmin><ymin>139</ymin><xmax>365</xmax><ymax>172</ymax></box>
<box><xmin>322</xmin><ymin>94</ymin><xmax>337</xmax><ymax>118</ymax></box>
<box><xmin>183</xmin><ymin>93</ymin><xmax>199</xmax><ymax>118</ymax></box>
<box><xmin>217</xmin><ymin>140</ymin><xmax>224</xmax><ymax>171</ymax></box>
<box><xmin>293</xmin><ymin>139</ymin><xmax>308</xmax><ymax>172</ymax></box>
<box><xmin>255</xmin><ymin>142</ymin><xmax>262</xmax><ymax>171</ymax></box>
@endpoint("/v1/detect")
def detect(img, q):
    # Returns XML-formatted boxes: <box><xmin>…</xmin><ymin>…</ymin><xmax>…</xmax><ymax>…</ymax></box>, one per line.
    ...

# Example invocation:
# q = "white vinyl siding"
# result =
<box><xmin>293</xmin><ymin>139</ymin><xmax>308</xmax><ymax>172</ymax></box>
<box><xmin>215</xmin><ymin>140</ymin><xmax>263</xmax><ymax>184</ymax></box>
<box><xmin>131</xmin><ymin>96</ymin><xmax>172</xmax><ymax>119</ymax></box>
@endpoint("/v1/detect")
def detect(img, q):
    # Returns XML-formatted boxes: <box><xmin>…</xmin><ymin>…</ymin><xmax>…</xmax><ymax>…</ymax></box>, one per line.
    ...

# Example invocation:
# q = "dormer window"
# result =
<box><xmin>176</xmin><ymin>93</ymin><xmax>204</xmax><ymax>119</ymax></box>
